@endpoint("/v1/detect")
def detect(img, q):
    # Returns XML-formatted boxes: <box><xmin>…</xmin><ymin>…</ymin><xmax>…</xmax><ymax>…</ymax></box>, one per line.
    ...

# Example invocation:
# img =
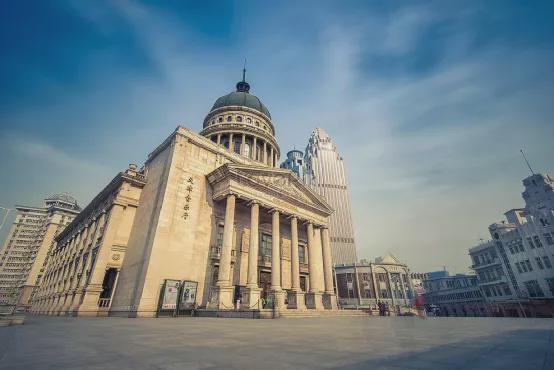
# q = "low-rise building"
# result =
<box><xmin>422</xmin><ymin>271</ymin><xmax>488</xmax><ymax>317</ymax></box>
<box><xmin>30</xmin><ymin>165</ymin><xmax>146</xmax><ymax>316</ymax></box>
<box><xmin>334</xmin><ymin>254</ymin><xmax>414</xmax><ymax>314</ymax></box>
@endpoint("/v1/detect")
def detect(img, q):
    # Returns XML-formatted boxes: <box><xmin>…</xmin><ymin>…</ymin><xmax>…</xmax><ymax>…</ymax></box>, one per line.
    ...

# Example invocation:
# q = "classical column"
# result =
<box><xmin>263</xmin><ymin>141</ymin><xmax>267</xmax><ymax>164</ymax></box>
<box><xmin>229</xmin><ymin>133</ymin><xmax>234</xmax><ymax>152</ymax></box>
<box><xmin>305</xmin><ymin>222</ymin><xmax>324</xmax><ymax>310</ymax></box>
<box><xmin>253</xmin><ymin>137</ymin><xmax>257</xmax><ymax>160</ymax></box>
<box><xmin>210</xmin><ymin>194</ymin><xmax>236</xmax><ymax>309</ymax></box>
<box><xmin>270</xmin><ymin>210</ymin><xmax>286</xmax><ymax>311</ymax></box>
<box><xmin>217</xmin><ymin>133</ymin><xmax>221</xmax><ymax>145</ymax></box>
<box><xmin>322</xmin><ymin>227</ymin><xmax>338</xmax><ymax>310</ymax></box>
<box><xmin>289</xmin><ymin>216</ymin><xmax>306</xmax><ymax>310</ymax></box>
<box><xmin>241</xmin><ymin>133</ymin><xmax>246</xmax><ymax>155</ymax></box>
<box><xmin>242</xmin><ymin>201</ymin><xmax>261</xmax><ymax>309</ymax></box>
<box><xmin>386</xmin><ymin>271</ymin><xmax>396</xmax><ymax>315</ymax></box>
<box><xmin>271</xmin><ymin>210</ymin><xmax>281</xmax><ymax>290</ymax></box>
<box><xmin>270</xmin><ymin>147</ymin><xmax>274</xmax><ymax>167</ymax></box>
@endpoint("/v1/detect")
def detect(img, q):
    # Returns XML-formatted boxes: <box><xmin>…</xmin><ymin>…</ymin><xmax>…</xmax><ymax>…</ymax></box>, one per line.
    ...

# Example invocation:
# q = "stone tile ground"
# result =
<box><xmin>0</xmin><ymin>316</ymin><xmax>552</xmax><ymax>370</ymax></box>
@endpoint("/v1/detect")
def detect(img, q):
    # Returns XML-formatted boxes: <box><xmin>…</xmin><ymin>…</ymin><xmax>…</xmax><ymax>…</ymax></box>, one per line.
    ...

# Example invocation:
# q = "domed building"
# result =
<box><xmin>200</xmin><ymin>71</ymin><xmax>280</xmax><ymax>167</ymax></box>
<box><xmin>31</xmin><ymin>72</ymin><xmax>338</xmax><ymax>318</ymax></box>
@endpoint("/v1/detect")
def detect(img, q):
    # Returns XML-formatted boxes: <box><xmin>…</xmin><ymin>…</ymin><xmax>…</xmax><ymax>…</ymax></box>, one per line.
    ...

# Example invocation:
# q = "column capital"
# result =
<box><xmin>246</xmin><ymin>199</ymin><xmax>260</xmax><ymax>207</ymax></box>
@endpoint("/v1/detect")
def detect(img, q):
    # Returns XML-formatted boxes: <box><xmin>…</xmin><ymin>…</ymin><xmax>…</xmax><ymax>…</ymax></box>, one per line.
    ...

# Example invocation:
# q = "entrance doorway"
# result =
<box><xmin>259</xmin><ymin>271</ymin><xmax>271</xmax><ymax>299</ymax></box>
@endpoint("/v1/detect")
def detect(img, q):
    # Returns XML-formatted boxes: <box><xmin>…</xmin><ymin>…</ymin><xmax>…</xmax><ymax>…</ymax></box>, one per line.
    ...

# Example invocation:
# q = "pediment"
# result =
<box><xmin>208</xmin><ymin>163</ymin><xmax>333</xmax><ymax>216</ymax></box>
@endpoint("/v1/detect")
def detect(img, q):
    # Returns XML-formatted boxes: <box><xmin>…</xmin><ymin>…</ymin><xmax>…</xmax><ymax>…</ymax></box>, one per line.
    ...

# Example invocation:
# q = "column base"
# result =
<box><xmin>288</xmin><ymin>291</ymin><xmax>307</xmax><ymax>311</ymax></box>
<box><xmin>208</xmin><ymin>285</ymin><xmax>235</xmax><ymax>310</ymax></box>
<box><xmin>323</xmin><ymin>292</ymin><xmax>338</xmax><ymax>310</ymax></box>
<box><xmin>305</xmin><ymin>292</ymin><xmax>324</xmax><ymax>310</ymax></box>
<box><xmin>241</xmin><ymin>287</ymin><xmax>262</xmax><ymax>310</ymax></box>
<box><xmin>269</xmin><ymin>289</ymin><xmax>287</xmax><ymax>313</ymax></box>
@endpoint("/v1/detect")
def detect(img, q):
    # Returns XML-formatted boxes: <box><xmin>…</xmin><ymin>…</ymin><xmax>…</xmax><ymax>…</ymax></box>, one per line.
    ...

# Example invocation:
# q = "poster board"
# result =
<box><xmin>179</xmin><ymin>281</ymin><xmax>198</xmax><ymax>310</ymax></box>
<box><xmin>160</xmin><ymin>279</ymin><xmax>181</xmax><ymax>310</ymax></box>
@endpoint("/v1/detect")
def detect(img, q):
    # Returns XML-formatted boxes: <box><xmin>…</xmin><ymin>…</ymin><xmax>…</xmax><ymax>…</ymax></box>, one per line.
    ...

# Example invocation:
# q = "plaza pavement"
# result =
<box><xmin>0</xmin><ymin>315</ymin><xmax>552</xmax><ymax>370</ymax></box>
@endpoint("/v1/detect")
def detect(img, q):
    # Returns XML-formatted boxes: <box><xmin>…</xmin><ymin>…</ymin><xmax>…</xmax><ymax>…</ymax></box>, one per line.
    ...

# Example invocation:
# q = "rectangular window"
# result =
<box><xmin>535</xmin><ymin>257</ymin><xmax>544</xmax><ymax>270</ymax></box>
<box><xmin>543</xmin><ymin>256</ymin><xmax>552</xmax><ymax>269</ymax></box>
<box><xmin>544</xmin><ymin>233</ymin><xmax>554</xmax><ymax>246</ymax></box>
<box><xmin>298</xmin><ymin>244</ymin><xmax>306</xmax><ymax>264</ymax></box>
<box><xmin>260</xmin><ymin>234</ymin><xmax>272</xmax><ymax>260</ymax></box>
<box><xmin>533</xmin><ymin>236</ymin><xmax>543</xmax><ymax>248</ymax></box>
<box><xmin>525</xmin><ymin>260</ymin><xmax>533</xmax><ymax>271</ymax></box>
<box><xmin>524</xmin><ymin>280</ymin><xmax>545</xmax><ymax>298</ymax></box>
<box><xmin>527</xmin><ymin>237</ymin><xmax>535</xmax><ymax>249</ymax></box>
<box><xmin>503</xmin><ymin>285</ymin><xmax>512</xmax><ymax>295</ymax></box>
<box><xmin>216</xmin><ymin>225</ymin><xmax>224</xmax><ymax>248</ymax></box>
<box><xmin>546</xmin><ymin>278</ymin><xmax>554</xmax><ymax>296</ymax></box>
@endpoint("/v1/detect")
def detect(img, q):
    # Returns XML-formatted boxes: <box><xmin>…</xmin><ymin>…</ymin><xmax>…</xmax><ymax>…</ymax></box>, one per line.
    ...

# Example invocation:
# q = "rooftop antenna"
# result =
<box><xmin>520</xmin><ymin>149</ymin><xmax>535</xmax><ymax>175</ymax></box>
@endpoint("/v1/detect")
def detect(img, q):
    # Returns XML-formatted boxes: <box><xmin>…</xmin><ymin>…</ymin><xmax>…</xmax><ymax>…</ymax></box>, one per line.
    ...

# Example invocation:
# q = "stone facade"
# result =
<box><xmin>31</xmin><ymin>75</ymin><xmax>338</xmax><ymax>317</ymax></box>
<box><xmin>29</xmin><ymin>166</ymin><xmax>145</xmax><ymax>316</ymax></box>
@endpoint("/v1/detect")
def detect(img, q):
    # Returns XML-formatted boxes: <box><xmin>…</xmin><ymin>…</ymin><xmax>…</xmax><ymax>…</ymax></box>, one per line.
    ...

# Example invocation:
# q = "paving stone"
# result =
<box><xmin>0</xmin><ymin>316</ymin><xmax>552</xmax><ymax>370</ymax></box>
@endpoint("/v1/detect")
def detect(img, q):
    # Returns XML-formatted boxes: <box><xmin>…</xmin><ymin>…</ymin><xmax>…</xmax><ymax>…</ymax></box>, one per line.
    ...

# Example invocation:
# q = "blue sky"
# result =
<box><xmin>1</xmin><ymin>1</ymin><xmax>553</xmax><ymax>273</ymax></box>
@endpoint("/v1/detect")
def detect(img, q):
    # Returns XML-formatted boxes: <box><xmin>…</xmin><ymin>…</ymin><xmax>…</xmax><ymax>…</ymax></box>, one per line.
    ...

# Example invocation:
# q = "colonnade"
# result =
<box><xmin>211</xmin><ymin>132</ymin><xmax>279</xmax><ymax>167</ymax></box>
<box><xmin>212</xmin><ymin>194</ymin><xmax>336</xmax><ymax>311</ymax></box>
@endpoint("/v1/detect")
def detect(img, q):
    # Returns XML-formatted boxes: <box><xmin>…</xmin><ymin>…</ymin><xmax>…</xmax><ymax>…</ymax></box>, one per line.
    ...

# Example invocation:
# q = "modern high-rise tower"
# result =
<box><xmin>304</xmin><ymin>128</ymin><xmax>358</xmax><ymax>264</ymax></box>
<box><xmin>0</xmin><ymin>194</ymin><xmax>80</xmax><ymax>310</ymax></box>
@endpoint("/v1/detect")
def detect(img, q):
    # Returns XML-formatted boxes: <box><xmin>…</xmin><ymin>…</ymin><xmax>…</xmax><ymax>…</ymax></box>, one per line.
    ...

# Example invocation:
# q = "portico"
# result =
<box><xmin>207</xmin><ymin>163</ymin><xmax>337</xmax><ymax>313</ymax></box>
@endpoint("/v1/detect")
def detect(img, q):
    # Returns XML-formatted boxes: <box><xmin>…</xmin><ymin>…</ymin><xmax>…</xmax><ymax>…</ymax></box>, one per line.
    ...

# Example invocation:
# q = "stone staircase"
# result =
<box><xmin>279</xmin><ymin>309</ymin><xmax>370</xmax><ymax>318</ymax></box>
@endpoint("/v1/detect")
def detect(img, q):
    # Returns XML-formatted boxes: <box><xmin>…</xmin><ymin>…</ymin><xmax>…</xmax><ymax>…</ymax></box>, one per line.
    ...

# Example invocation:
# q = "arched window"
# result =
<box><xmin>218</xmin><ymin>116</ymin><xmax>223</xmax><ymax>123</ymax></box>
<box><xmin>246</xmin><ymin>118</ymin><xmax>252</xmax><ymax>124</ymax></box>
<box><xmin>255</xmin><ymin>121</ymin><xmax>260</xmax><ymax>126</ymax></box>
<box><xmin>227</xmin><ymin>116</ymin><xmax>232</xmax><ymax>122</ymax></box>
<box><xmin>236</xmin><ymin>116</ymin><xmax>243</xmax><ymax>122</ymax></box>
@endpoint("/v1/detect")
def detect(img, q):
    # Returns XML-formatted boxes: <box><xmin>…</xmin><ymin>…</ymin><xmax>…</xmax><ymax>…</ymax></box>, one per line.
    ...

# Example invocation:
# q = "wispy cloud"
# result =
<box><xmin>1</xmin><ymin>1</ymin><xmax>553</xmax><ymax>272</ymax></box>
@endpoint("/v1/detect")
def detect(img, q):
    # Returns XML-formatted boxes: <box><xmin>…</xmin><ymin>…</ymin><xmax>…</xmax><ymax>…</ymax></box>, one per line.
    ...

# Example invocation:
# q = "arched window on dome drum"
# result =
<box><xmin>227</xmin><ymin>116</ymin><xmax>232</xmax><ymax>122</ymax></box>
<box><xmin>246</xmin><ymin>118</ymin><xmax>252</xmax><ymax>124</ymax></box>
<box><xmin>236</xmin><ymin>116</ymin><xmax>243</xmax><ymax>122</ymax></box>
<box><xmin>218</xmin><ymin>116</ymin><xmax>223</xmax><ymax>123</ymax></box>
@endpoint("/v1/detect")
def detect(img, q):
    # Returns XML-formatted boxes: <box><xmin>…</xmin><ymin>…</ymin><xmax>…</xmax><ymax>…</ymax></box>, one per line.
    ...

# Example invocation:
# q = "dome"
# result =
<box><xmin>211</xmin><ymin>91</ymin><xmax>271</xmax><ymax>118</ymax></box>
<box><xmin>374</xmin><ymin>253</ymin><xmax>401</xmax><ymax>265</ymax></box>
<box><xmin>46</xmin><ymin>193</ymin><xmax>77</xmax><ymax>204</ymax></box>
<box><xmin>210</xmin><ymin>71</ymin><xmax>271</xmax><ymax>118</ymax></box>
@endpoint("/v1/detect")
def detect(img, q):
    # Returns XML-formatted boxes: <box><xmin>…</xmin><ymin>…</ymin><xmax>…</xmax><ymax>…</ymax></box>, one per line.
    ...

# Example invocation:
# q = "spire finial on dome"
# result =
<box><xmin>242</xmin><ymin>58</ymin><xmax>246</xmax><ymax>82</ymax></box>
<box><xmin>236</xmin><ymin>59</ymin><xmax>250</xmax><ymax>93</ymax></box>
